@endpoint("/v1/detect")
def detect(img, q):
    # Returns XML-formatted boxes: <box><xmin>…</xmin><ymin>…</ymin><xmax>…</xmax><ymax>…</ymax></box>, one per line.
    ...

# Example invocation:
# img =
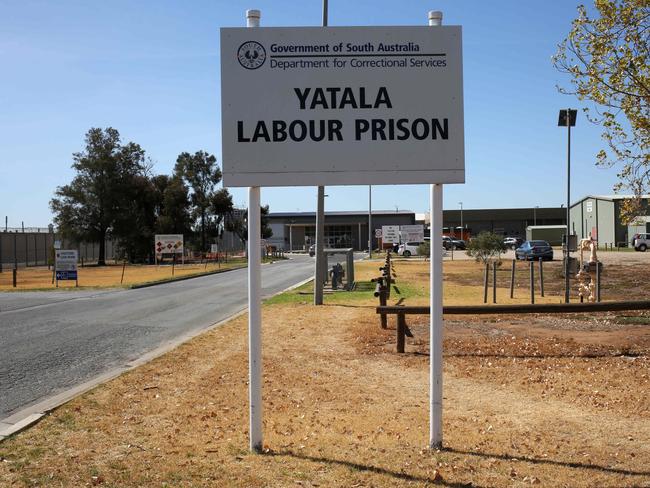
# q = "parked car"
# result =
<box><xmin>515</xmin><ymin>240</ymin><xmax>554</xmax><ymax>261</ymax></box>
<box><xmin>442</xmin><ymin>236</ymin><xmax>466</xmax><ymax>250</ymax></box>
<box><xmin>633</xmin><ymin>233</ymin><xmax>649</xmax><ymax>252</ymax></box>
<box><xmin>397</xmin><ymin>241</ymin><xmax>423</xmax><ymax>257</ymax></box>
<box><xmin>503</xmin><ymin>237</ymin><xmax>524</xmax><ymax>249</ymax></box>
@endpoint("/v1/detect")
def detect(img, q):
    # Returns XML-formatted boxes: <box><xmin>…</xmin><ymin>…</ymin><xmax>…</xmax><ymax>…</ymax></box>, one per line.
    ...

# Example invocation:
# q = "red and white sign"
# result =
<box><xmin>155</xmin><ymin>234</ymin><xmax>184</xmax><ymax>256</ymax></box>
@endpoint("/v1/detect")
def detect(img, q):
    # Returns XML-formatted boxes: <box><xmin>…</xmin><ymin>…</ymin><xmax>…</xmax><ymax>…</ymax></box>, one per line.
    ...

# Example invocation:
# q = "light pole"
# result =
<box><xmin>314</xmin><ymin>0</ymin><xmax>328</xmax><ymax>305</ymax></box>
<box><xmin>368</xmin><ymin>185</ymin><xmax>372</xmax><ymax>257</ymax></box>
<box><xmin>558</xmin><ymin>108</ymin><xmax>577</xmax><ymax>304</ymax></box>
<box><xmin>288</xmin><ymin>220</ymin><xmax>294</xmax><ymax>252</ymax></box>
<box><xmin>458</xmin><ymin>202</ymin><xmax>463</xmax><ymax>240</ymax></box>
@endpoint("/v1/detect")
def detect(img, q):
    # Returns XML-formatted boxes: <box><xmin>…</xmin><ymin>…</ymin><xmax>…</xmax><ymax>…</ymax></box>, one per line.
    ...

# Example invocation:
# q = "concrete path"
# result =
<box><xmin>0</xmin><ymin>256</ymin><xmax>315</xmax><ymax>420</ymax></box>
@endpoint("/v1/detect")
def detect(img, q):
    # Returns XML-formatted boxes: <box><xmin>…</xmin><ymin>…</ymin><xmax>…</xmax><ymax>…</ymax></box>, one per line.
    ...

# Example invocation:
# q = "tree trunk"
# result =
<box><xmin>98</xmin><ymin>228</ymin><xmax>106</xmax><ymax>266</ymax></box>
<box><xmin>201</xmin><ymin>210</ymin><xmax>206</xmax><ymax>252</ymax></box>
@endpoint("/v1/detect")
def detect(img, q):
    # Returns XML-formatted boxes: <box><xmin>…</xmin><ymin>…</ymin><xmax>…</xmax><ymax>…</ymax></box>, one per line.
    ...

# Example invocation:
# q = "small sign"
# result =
<box><xmin>55</xmin><ymin>250</ymin><xmax>78</xmax><ymax>283</ymax></box>
<box><xmin>586</xmin><ymin>201</ymin><xmax>593</xmax><ymax>213</ymax></box>
<box><xmin>211</xmin><ymin>244</ymin><xmax>219</xmax><ymax>253</ymax></box>
<box><xmin>374</xmin><ymin>228</ymin><xmax>383</xmax><ymax>238</ymax></box>
<box><xmin>53</xmin><ymin>240</ymin><xmax>61</xmax><ymax>249</ymax></box>
<box><xmin>381</xmin><ymin>225</ymin><xmax>400</xmax><ymax>244</ymax></box>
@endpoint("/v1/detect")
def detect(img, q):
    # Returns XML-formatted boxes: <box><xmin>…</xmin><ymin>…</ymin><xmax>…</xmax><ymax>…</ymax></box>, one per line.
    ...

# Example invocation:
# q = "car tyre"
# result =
<box><xmin>639</xmin><ymin>244</ymin><xmax>647</xmax><ymax>252</ymax></box>
<box><xmin>403</xmin><ymin>250</ymin><xmax>411</xmax><ymax>257</ymax></box>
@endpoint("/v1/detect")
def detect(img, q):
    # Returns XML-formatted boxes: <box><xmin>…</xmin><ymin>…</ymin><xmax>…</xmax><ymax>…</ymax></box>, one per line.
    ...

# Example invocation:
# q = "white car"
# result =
<box><xmin>633</xmin><ymin>232</ymin><xmax>649</xmax><ymax>252</ymax></box>
<box><xmin>397</xmin><ymin>241</ymin><xmax>423</xmax><ymax>257</ymax></box>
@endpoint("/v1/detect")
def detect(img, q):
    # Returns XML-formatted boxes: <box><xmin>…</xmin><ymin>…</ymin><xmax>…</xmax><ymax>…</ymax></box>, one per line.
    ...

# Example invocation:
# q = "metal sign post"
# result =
<box><xmin>429</xmin><ymin>10</ymin><xmax>444</xmax><ymax>450</ymax></box>
<box><xmin>246</xmin><ymin>9</ymin><xmax>263</xmax><ymax>453</ymax></box>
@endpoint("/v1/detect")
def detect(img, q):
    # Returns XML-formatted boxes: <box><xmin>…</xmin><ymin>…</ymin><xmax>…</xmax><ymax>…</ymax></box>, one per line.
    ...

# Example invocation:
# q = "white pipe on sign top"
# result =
<box><xmin>428</xmin><ymin>10</ymin><xmax>444</xmax><ymax>449</ymax></box>
<box><xmin>246</xmin><ymin>9</ymin><xmax>263</xmax><ymax>453</ymax></box>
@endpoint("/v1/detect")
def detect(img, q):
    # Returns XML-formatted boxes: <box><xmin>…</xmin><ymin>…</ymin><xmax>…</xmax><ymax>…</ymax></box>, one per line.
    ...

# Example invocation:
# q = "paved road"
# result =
<box><xmin>0</xmin><ymin>255</ymin><xmax>316</xmax><ymax>419</ymax></box>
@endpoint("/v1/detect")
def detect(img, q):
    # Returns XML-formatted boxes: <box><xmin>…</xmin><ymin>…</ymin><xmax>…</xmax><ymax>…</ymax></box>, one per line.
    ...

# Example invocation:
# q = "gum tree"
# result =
<box><xmin>553</xmin><ymin>0</ymin><xmax>649</xmax><ymax>222</ymax></box>
<box><xmin>174</xmin><ymin>151</ymin><xmax>223</xmax><ymax>251</ymax></box>
<box><xmin>50</xmin><ymin>127</ymin><xmax>148</xmax><ymax>265</ymax></box>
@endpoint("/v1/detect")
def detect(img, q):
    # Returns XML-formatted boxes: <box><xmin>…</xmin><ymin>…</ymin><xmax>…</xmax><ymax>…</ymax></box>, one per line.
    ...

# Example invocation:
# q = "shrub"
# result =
<box><xmin>466</xmin><ymin>232</ymin><xmax>505</xmax><ymax>264</ymax></box>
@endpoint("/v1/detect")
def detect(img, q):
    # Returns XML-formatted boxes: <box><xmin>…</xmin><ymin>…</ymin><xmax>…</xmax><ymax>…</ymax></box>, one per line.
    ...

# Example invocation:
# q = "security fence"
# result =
<box><xmin>0</xmin><ymin>231</ymin><xmax>119</xmax><ymax>271</ymax></box>
<box><xmin>0</xmin><ymin>229</ymin><xmax>247</xmax><ymax>271</ymax></box>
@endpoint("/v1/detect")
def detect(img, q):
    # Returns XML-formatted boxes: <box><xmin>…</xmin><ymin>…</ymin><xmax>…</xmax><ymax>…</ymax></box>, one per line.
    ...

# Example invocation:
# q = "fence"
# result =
<box><xmin>0</xmin><ymin>228</ymin><xmax>251</xmax><ymax>271</ymax></box>
<box><xmin>0</xmin><ymin>231</ymin><xmax>118</xmax><ymax>271</ymax></box>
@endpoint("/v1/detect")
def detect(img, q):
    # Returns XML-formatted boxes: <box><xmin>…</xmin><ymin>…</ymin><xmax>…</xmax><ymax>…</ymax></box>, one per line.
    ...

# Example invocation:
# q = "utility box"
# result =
<box><xmin>561</xmin><ymin>257</ymin><xmax>579</xmax><ymax>277</ymax></box>
<box><xmin>323</xmin><ymin>248</ymin><xmax>355</xmax><ymax>290</ymax></box>
<box><xmin>562</xmin><ymin>233</ymin><xmax>578</xmax><ymax>252</ymax></box>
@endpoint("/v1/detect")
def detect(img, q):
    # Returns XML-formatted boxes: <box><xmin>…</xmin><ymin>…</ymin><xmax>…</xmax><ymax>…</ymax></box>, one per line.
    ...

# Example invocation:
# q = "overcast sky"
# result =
<box><xmin>0</xmin><ymin>0</ymin><xmax>616</xmax><ymax>227</ymax></box>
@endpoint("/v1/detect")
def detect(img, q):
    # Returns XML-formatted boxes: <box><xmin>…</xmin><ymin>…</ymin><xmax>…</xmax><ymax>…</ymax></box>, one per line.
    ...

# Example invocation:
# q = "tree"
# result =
<box><xmin>226</xmin><ymin>205</ymin><xmax>273</xmax><ymax>245</ymax></box>
<box><xmin>112</xmin><ymin>173</ymin><xmax>157</xmax><ymax>262</ymax></box>
<box><xmin>152</xmin><ymin>174</ymin><xmax>192</xmax><ymax>236</ymax></box>
<box><xmin>553</xmin><ymin>0</ymin><xmax>649</xmax><ymax>222</ymax></box>
<box><xmin>466</xmin><ymin>232</ymin><xmax>505</xmax><ymax>264</ymax></box>
<box><xmin>50</xmin><ymin>127</ymin><xmax>148</xmax><ymax>265</ymax></box>
<box><xmin>210</xmin><ymin>188</ymin><xmax>234</xmax><ymax>242</ymax></box>
<box><xmin>174</xmin><ymin>151</ymin><xmax>222</xmax><ymax>251</ymax></box>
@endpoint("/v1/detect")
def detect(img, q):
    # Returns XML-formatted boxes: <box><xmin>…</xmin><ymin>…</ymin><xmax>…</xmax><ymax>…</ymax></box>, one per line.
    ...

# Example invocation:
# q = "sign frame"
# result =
<box><xmin>154</xmin><ymin>234</ymin><xmax>185</xmax><ymax>265</ymax></box>
<box><xmin>55</xmin><ymin>249</ymin><xmax>78</xmax><ymax>287</ymax></box>
<box><xmin>221</xmin><ymin>25</ymin><xmax>464</xmax><ymax>187</ymax></box>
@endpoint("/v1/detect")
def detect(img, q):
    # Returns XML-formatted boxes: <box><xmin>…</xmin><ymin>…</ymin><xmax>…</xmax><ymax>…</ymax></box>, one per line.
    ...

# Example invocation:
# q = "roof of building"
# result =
<box><xmin>268</xmin><ymin>210</ymin><xmax>415</xmax><ymax>218</ymax></box>
<box><xmin>571</xmin><ymin>194</ymin><xmax>650</xmax><ymax>206</ymax></box>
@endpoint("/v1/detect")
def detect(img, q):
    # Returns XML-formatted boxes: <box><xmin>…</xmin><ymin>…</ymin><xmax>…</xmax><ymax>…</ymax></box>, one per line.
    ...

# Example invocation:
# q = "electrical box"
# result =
<box><xmin>562</xmin><ymin>234</ymin><xmax>578</xmax><ymax>252</ymax></box>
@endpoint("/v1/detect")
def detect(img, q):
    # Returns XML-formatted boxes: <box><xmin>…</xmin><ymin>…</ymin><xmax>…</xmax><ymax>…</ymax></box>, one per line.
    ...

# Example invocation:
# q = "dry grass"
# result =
<box><xmin>0</xmin><ymin>260</ymin><xmax>247</xmax><ymax>291</ymax></box>
<box><xmin>1</xmin><ymin>259</ymin><xmax>649</xmax><ymax>487</ymax></box>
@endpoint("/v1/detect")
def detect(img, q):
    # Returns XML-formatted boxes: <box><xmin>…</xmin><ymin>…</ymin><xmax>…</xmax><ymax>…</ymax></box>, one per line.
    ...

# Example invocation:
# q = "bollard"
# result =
<box><xmin>483</xmin><ymin>262</ymin><xmax>489</xmax><ymax>304</ymax></box>
<box><xmin>492</xmin><ymin>261</ymin><xmax>497</xmax><ymax>304</ymax></box>
<box><xmin>538</xmin><ymin>258</ymin><xmax>545</xmax><ymax>297</ymax></box>
<box><xmin>121</xmin><ymin>260</ymin><xmax>126</xmax><ymax>284</ymax></box>
<box><xmin>510</xmin><ymin>259</ymin><xmax>515</xmax><ymax>299</ymax></box>
<box><xmin>380</xmin><ymin>285</ymin><xmax>387</xmax><ymax>329</ymax></box>
<box><xmin>529</xmin><ymin>260</ymin><xmax>535</xmax><ymax>304</ymax></box>
<box><xmin>396</xmin><ymin>312</ymin><xmax>406</xmax><ymax>353</ymax></box>
<box><xmin>13</xmin><ymin>268</ymin><xmax>17</xmax><ymax>287</ymax></box>
<box><xmin>596</xmin><ymin>263</ymin><xmax>601</xmax><ymax>302</ymax></box>
<box><xmin>374</xmin><ymin>280</ymin><xmax>388</xmax><ymax>329</ymax></box>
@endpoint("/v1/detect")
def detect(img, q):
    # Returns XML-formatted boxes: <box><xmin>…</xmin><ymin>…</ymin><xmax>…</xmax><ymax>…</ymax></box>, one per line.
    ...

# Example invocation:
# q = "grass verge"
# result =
<box><xmin>1</xmin><ymin>259</ymin><xmax>648</xmax><ymax>487</ymax></box>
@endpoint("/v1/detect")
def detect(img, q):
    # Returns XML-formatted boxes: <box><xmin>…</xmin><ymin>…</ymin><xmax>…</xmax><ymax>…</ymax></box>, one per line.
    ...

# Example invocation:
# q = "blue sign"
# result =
<box><xmin>56</xmin><ymin>270</ymin><xmax>78</xmax><ymax>281</ymax></box>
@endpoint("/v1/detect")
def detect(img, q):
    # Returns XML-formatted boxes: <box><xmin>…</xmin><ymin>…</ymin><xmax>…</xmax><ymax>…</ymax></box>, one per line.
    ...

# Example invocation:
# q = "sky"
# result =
<box><xmin>0</xmin><ymin>0</ymin><xmax>620</xmax><ymax>228</ymax></box>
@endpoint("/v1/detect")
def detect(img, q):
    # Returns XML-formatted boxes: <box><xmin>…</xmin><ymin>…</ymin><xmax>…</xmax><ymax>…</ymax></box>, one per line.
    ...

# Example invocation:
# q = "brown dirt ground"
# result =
<box><xmin>1</xmin><ymin>259</ymin><xmax>649</xmax><ymax>487</ymax></box>
<box><xmin>0</xmin><ymin>260</ymin><xmax>247</xmax><ymax>291</ymax></box>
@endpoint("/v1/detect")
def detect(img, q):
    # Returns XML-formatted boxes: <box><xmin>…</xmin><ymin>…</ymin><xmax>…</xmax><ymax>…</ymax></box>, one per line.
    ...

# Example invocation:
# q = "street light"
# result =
<box><xmin>368</xmin><ymin>185</ymin><xmax>372</xmax><ymax>258</ymax></box>
<box><xmin>558</xmin><ymin>108</ymin><xmax>577</xmax><ymax>304</ymax></box>
<box><xmin>458</xmin><ymin>202</ymin><xmax>463</xmax><ymax>240</ymax></box>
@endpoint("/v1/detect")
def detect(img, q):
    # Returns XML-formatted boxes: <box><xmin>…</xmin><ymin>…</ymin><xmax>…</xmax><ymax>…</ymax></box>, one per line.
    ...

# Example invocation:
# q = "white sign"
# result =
<box><xmin>155</xmin><ymin>235</ymin><xmax>184</xmax><ymax>256</ymax></box>
<box><xmin>586</xmin><ymin>201</ymin><xmax>593</xmax><ymax>213</ymax></box>
<box><xmin>382</xmin><ymin>225</ymin><xmax>400</xmax><ymax>244</ymax></box>
<box><xmin>400</xmin><ymin>224</ymin><xmax>425</xmax><ymax>242</ymax></box>
<box><xmin>211</xmin><ymin>244</ymin><xmax>219</xmax><ymax>253</ymax></box>
<box><xmin>55</xmin><ymin>250</ymin><xmax>78</xmax><ymax>281</ymax></box>
<box><xmin>374</xmin><ymin>228</ymin><xmax>383</xmax><ymax>238</ymax></box>
<box><xmin>55</xmin><ymin>250</ymin><xmax>78</xmax><ymax>271</ymax></box>
<box><xmin>53</xmin><ymin>240</ymin><xmax>61</xmax><ymax>250</ymax></box>
<box><xmin>221</xmin><ymin>26</ymin><xmax>464</xmax><ymax>187</ymax></box>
